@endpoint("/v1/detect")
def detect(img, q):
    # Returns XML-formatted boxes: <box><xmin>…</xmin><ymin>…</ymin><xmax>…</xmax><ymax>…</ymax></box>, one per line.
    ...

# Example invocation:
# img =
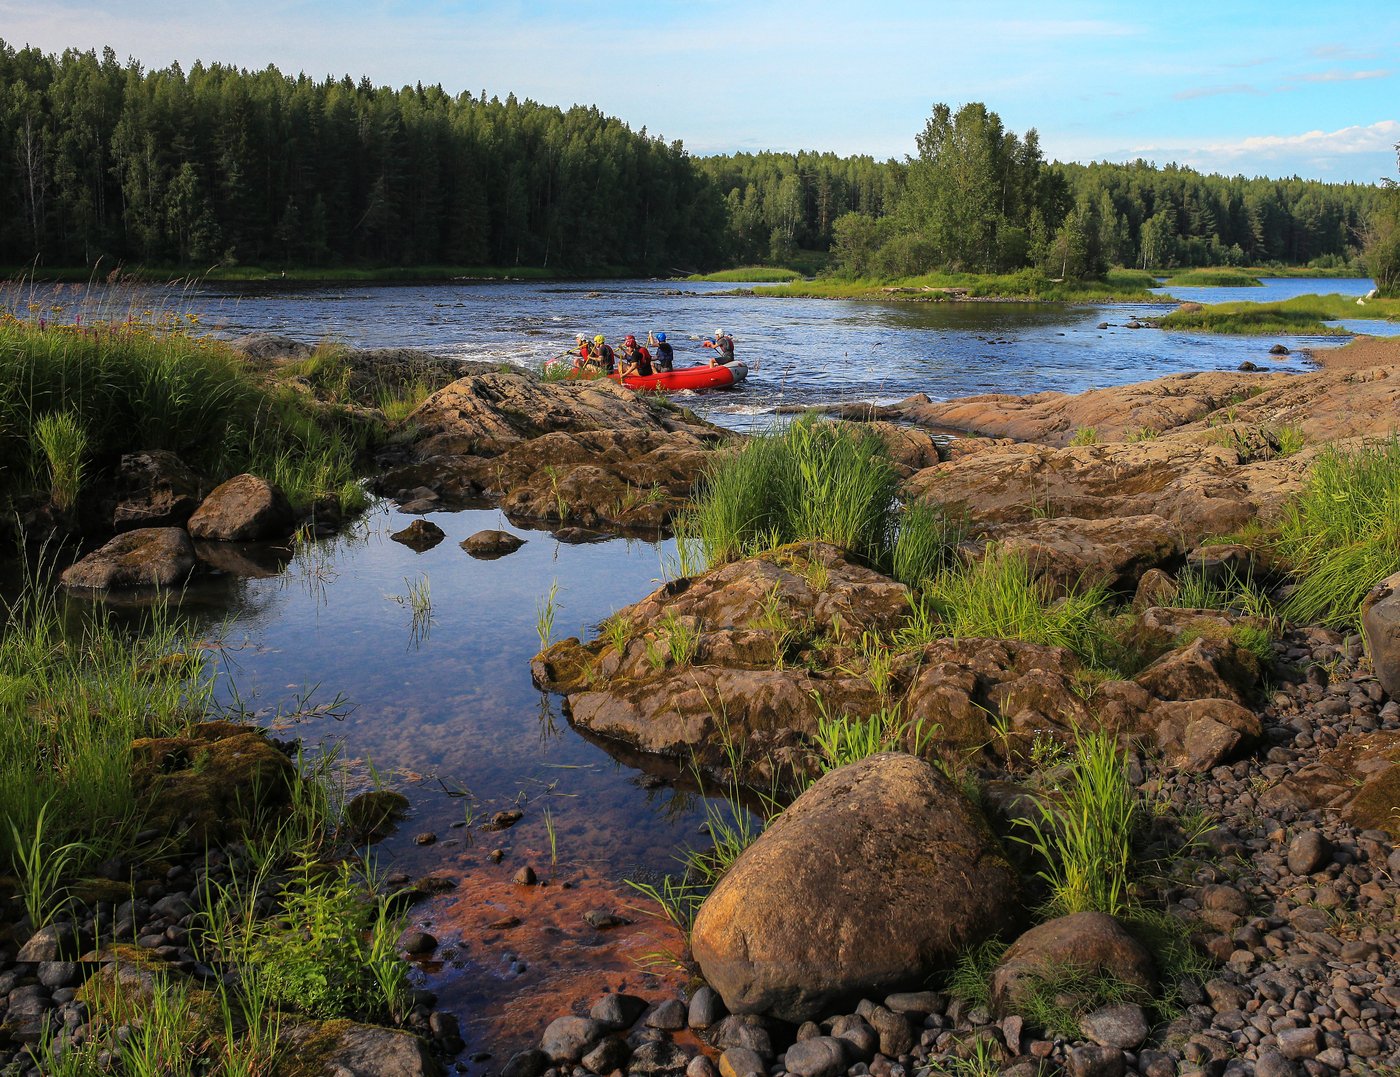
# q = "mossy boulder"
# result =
<box><xmin>343</xmin><ymin>790</ymin><xmax>412</xmax><ymax>842</ymax></box>
<box><xmin>278</xmin><ymin>1017</ymin><xmax>444</xmax><ymax>1076</ymax></box>
<box><xmin>131</xmin><ymin>721</ymin><xmax>294</xmax><ymax>844</ymax></box>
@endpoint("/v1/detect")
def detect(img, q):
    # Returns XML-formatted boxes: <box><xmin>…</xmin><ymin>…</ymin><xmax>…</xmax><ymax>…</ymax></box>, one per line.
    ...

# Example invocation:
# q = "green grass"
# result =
<box><xmin>0</xmin><ymin>317</ymin><xmax>378</xmax><ymax>516</ymax></box>
<box><xmin>1159</xmin><ymin>293</ymin><xmax>1398</xmax><ymax>335</ymax></box>
<box><xmin>755</xmin><ymin>267</ymin><xmax>1161</xmax><ymax>303</ymax></box>
<box><xmin>31</xmin><ymin>410</ymin><xmax>88</xmax><ymax>511</ymax></box>
<box><xmin>1068</xmin><ymin>426</ymin><xmax>1100</xmax><ymax>446</ymax></box>
<box><xmin>685</xmin><ymin>417</ymin><xmax>901</xmax><ymax>567</ymax></box>
<box><xmin>0</xmin><ymin>569</ymin><xmax>214</xmax><ymax>872</ymax></box>
<box><xmin>686</xmin><ymin>266</ymin><xmax>803</xmax><ymax>282</ymax></box>
<box><xmin>1275</xmin><ymin>438</ymin><xmax>1400</xmax><ymax>629</ymax></box>
<box><xmin>1161</xmin><ymin>269</ymin><xmax>1263</xmax><ymax>287</ymax></box>
<box><xmin>812</xmin><ymin>702</ymin><xmax>936</xmax><ymax>772</ymax></box>
<box><xmin>907</xmin><ymin>548</ymin><xmax>1114</xmax><ymax>668</ymax></box>
<box><xmin>1012</xmin><ymin>727</ymin><xmax>1140</xmax><ymax>918</ymax></box>
<box><xmin>891</xmin><ymin>500</ymin><xmax>966</xmax><ymax>588</ymax></box>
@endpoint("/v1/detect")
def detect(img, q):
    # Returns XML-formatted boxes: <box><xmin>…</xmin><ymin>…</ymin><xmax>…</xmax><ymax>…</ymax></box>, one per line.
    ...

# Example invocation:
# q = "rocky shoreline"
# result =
<box><xmin>4</xmin><ymin>332</ymin><xmax>1399</xmax><ymax>1076</ymax></box>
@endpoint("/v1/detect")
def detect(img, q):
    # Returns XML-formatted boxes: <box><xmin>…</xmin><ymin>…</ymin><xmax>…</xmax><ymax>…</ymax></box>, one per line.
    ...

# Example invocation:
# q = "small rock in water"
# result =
<box><xmin>584</xmin><ymin>909</ymin><xmax>632</xmax><ymax>930</ymax></box>
<box><xmin>687</xmin><ymin>985</ymin><xmax>725</xmax><ymax>1029</ymax></box>
<box><xmin>413</xmin><ymin>831</ymin><xmax>437</xmax><ymax>845</ymax></box>
<box><xmin>590</xmin><ymin>992</ymin><xmax>648</xmax><ymax>1031</ymax></box>
<box><xmin>391</xmin><ymin>519</ymin><xmax>446</xmax><ymax>551</ymax></box>
<box><xmin>514</xmin><ymin>865</ymin><xmax>537</xmax><ymax>886</ymax></box>
<box><xmin>485</xmin><ymin>809</ymin><xmax>524</xmax><ymax>831</ymax></box>
<box><xmin>400</xmin><ymin>930</ymin><xmax>438</xmax><ymax>955</ymax></box>
<box><xmin>462</xmin><ymin>529</ymin><xmax>525</xmax><ymax>558</ymax></box>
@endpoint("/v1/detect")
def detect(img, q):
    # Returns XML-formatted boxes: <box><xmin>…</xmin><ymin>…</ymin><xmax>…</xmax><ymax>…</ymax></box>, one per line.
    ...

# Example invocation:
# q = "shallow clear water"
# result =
<box><xmin>12</xmin><ymin>274</ymin><xmax>1388</xmax><ymax>1058</ymax></box>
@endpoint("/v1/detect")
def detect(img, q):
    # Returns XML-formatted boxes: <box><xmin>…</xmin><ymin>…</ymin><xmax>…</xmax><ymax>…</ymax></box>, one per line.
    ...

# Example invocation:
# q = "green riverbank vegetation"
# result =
<box><xmin>0</xmin><ymin>312</ymin><xmax>442</xmax><ymax>527</ymax></box>
<box><xmin>1</xmin><ymin>567</ymin><xmax>418</xmax><ymax>1072</ymax></box>
<box><xmin>755</xmin><ymin>267</ymin><xmax>1161</xmax><ymax>302</ymax></box>
<box><xmin>1160</xmin><ymin>268</ymin><xmax>1263</xmax><ymax>287</ymax></box>
<box><xmin>685</xmin><ymin>266</ymin><xmax>804</xmax><ymax>283</ymax></box>
<box><xmin>1159</xmin><ymin>293</ymin><xmax>1400</xmax><ymax>334</ymax></box>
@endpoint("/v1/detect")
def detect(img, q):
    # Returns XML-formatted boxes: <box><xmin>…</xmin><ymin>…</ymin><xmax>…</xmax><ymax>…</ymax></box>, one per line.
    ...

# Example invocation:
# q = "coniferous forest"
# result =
<box><xmin>0</xmin><ymin>41</ymin><xmax>1384</xmax><ymax>276</ymax></box>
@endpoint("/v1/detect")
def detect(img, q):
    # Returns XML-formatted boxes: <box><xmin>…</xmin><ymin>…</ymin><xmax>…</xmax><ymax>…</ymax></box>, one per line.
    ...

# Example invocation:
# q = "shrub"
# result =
<box><xmin>891</xmin><ymin>500</ymin><xmax>964</xmax><ymax>587</ymax></box>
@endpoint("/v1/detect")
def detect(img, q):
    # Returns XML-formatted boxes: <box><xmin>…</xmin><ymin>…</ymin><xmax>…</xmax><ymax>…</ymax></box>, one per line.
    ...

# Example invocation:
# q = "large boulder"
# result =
<box><xmin>690</xmin><ymin>753</ymin><xmax>1019</xmax><ymax>1022</ymax></box>
<box><xmin>375</xmin><ymin>370</ymin><xmax>732</xmax><ymax>532</ymax></box>
<box><xmin>112</xmin><ymin>450</ymin><xmax>204</xmax><ymax>532</ymax></box>
<box><xmin>188</xmin><ymin>474</ymin><xmax>295</xmax><ymax>541</ymax></box>
<box><xmin>60</xmin><ymin>527</ymin><xmax>196</xmax><ymax>591</ymax></box>
<box><xmin>990</xmin><ymin>912</ymin><xmax>1155</xmax><ymax>1016</ymax></box>
<box><xmin>1362</xmin><ymin>572</ymin><xmax>1400</xmax><ymax>699</ymax></box>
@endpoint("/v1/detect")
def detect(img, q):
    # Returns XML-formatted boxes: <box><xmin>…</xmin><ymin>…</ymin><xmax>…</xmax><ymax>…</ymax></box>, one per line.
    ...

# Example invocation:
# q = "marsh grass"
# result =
<box><xmin>1275</xmin><ymin>438</ymin><xmax>1400</xmax><ymax>629</ymax></box>
<box><xmin>0</xmin><ymin>566</ymin><xmax>213</xmax><ymax>872</ymax></box>
<box><xmin>536</xmin><ymin>580</ymin><xmax>561</xmax><ymax>648</ymax></box>
<box><xmin>1159</xmin><ymin>293</ymin><xmax>1393</xmax><ymax>334</ymax></box>
<box><xmin>812</xmin><ymin>701</ymin><xmax>936</xmax><ymax>772</ymax></box>
<box><xmin>1013</xmin><ymin>728</ymin><xmax>1140</xmax><ymax>918</ymax></box>
<box><xmin>8</xmin><ymin>800</ymin><xmax>90</xmax><ymax>929</ymax></box>
<box><xmin>756</xmin><ymin>267</ymin><xmax>1159</xmax><ymax>303</ymax></box>
<box><xmin>1162</xmin><ymin>269</ymin><xmax>1263</xmax><ymax>287</ymax></box>
<box><xmin>891</xmin><ymin>500</ymin><xmax>964</xmax><ymax>588</ymax></box>
<box><xmin>1068</xmin><ymin>426</ymin><xmax>1100</xmax><ymax>446</ymax></box>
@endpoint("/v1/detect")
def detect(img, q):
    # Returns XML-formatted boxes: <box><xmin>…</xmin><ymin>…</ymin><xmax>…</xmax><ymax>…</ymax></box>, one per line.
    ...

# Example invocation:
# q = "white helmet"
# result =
<box><xmin>715</xmin><ymin>328</ymin><xmax>725</xmax><ymax>338</ymax></box>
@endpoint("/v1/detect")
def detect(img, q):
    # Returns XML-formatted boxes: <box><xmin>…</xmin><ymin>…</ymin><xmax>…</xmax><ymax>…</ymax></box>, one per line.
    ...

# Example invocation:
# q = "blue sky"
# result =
<box><xmin>3</xmin><ymin>0</ymin><xmax>1397</xmax><ymax>182</ymax></box>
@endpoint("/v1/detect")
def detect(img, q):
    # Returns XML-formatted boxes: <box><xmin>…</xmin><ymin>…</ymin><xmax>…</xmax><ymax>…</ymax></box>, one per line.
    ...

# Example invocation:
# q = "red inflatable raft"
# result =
<box><xmin>616</xmin><ymin>361</ymin><xmax>748</xmax><ymax>391</ymax></box>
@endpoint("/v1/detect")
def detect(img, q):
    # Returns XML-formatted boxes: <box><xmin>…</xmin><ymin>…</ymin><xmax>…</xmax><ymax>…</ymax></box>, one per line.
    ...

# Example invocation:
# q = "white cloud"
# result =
<box><xmin>1207</xmin><ymin>119</ymin><xmax>1400</xmax><ymax>158</ymax></box>
<box><xmin>1295</xmin><ymin>68</ymin><xmax>1392</xmax><ymax>83</ymax></box>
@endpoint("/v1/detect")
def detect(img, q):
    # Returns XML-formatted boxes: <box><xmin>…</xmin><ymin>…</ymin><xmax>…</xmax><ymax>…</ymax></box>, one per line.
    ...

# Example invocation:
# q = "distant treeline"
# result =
<box><xmin>0</xmin><ymin>41</ymin><xmax>726</xmax><ymax>271</ymax></box>
<box><xmin>705</xmin><ymin>120</ymin><xmax>1379</xmax><ymax>276</ymax></box>
<box><xmin>0</xmin><ymin>40</ymin><xmax>1383</xmax><ymax>278</ymax></box>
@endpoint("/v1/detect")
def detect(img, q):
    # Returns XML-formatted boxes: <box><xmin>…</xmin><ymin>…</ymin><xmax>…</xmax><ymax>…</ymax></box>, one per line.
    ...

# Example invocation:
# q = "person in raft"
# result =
<box><xmin>706</xmin><ymin>328</ymin><xmax>735</xmax><ymax>367</ymax></box>
<box><xmin>620</xmin><ymin>335</ymin><xmax>653</xmax><ymax>378</ymax></box>
<box><xmin>587</xmin><ymin>334</ymin><xmax>615</xmax><ymax>374</ymax></box>
<box><xmin>570</xmin><ymin>333</ymin><xmax>590</xmax><ymax>372</ymax></box>
<box><xmin>648</xmin><ymin>331</ymin><xmax>674</xmax><ymax>371</ymax></box>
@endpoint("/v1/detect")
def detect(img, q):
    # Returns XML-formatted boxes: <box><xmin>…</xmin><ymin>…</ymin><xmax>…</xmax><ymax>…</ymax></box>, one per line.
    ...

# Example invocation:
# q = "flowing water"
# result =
<box><xmin>12</xmin><ymin>274</ymin><xmax>1387</xmax><ymax>1059</ymax></box>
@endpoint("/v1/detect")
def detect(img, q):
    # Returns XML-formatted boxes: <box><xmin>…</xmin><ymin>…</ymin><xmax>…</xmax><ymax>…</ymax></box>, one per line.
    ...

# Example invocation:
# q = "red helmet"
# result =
<box><xmin>624</xmin><ymin>335</ymin><xmax>636</xmax><ymax>345</ymax></box>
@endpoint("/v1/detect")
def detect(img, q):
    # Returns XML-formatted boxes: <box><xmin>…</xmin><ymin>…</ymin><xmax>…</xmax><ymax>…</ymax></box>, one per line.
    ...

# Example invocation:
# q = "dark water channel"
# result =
<box><xmin>9</xmin><ymin>274</ymin><xmax>1386</xmax><ymax>1060</ymax></box>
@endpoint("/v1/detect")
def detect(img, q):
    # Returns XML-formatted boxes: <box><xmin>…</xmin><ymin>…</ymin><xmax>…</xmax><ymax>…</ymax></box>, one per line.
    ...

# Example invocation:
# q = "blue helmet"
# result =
<box><xmin>655</xmin><ymin>332</ymin><xmax>666</xmax><ymax>342</ymax></box>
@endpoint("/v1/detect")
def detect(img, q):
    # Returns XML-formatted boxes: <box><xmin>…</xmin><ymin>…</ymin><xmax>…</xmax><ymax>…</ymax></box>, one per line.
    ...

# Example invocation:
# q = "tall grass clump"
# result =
<box><xmin>916</xmin><ymin>548</ymin><xmax>1112</xmax><ymax>667</ymax></box>
<box><xmin>686</xmin><ymin>417</ymin><xmax>899</xmax><ymax>567</ymax></box>
<box><xmin>891</xmin><ymin>500</ymin><xmax>964</xmax><ymax>588</ymax></box>
<box><xmin>1014</xmin><ymin>728</ymin><xmax>1140</xmax><ymax>917</ymax></box>
<box><xmin>812</xmin><ymin>702</ymin><xmax>936</xmax><ymax>772</ymax></box>
<box><xmin>1275</xmin><ymin>438</ymin><xmax>1400</xmax><ymax>629</ymax></box>
<box><xmin>31</xmin><ymin>410</ymin><xmax>87</xmax><ymax>510</ymax></box>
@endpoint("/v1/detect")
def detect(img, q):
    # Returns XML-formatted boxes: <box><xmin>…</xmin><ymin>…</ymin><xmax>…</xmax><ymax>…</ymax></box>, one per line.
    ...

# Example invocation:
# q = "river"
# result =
<box><xmin>11</xmin><ymin>274</ymin><xmax>1387</xmax><ymax>1060</ymax></box>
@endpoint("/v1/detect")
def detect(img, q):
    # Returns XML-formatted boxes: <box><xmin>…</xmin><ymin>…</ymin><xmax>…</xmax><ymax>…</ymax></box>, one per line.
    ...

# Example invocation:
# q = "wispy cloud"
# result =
<box><xmin>1173</xmin><ymin>83</ymin><xmax>1259</xmax><ymax>101</ymax></box>
<box><xmin>1132</xmin><ymin>119</ymin><xmax>1400</xmax><ymax>165</ymax></box>
<box><xmin>1294</xmin><ymin>68</ymin><xmax>1392</xmax><ymax>83</ymax></box>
